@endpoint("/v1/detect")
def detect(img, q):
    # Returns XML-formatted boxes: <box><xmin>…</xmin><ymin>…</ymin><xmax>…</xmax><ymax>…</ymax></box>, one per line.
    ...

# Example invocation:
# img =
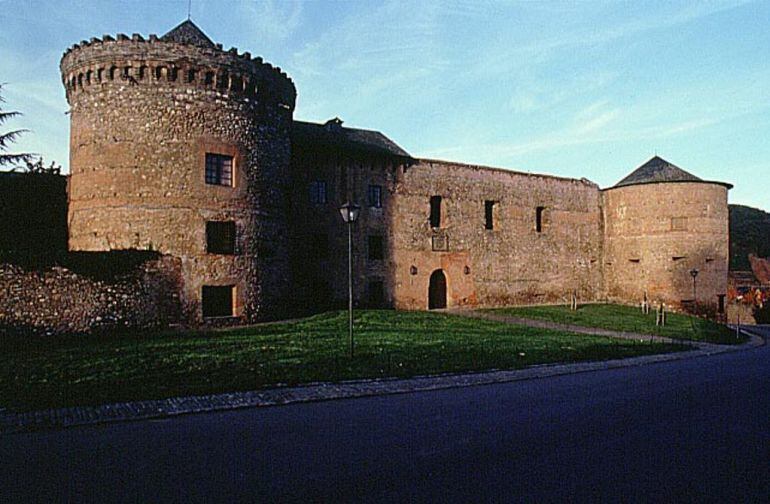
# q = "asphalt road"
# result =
<box><xmin>2</xmin><ymin>328</ymin><xmax>768</xmax><ymax>503</ymax></box>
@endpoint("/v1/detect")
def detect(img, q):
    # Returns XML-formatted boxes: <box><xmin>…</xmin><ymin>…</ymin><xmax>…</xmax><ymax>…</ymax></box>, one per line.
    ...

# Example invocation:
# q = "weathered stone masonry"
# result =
<box><xmin>0</xmin><ymin>255</ymin><xmax>183</xmax><ymax>335</ymax></box>
<box><xmin>0</xmin><ymin>20</ymin><xmax>734</xmax><ymax>333</ymax></box>
<box><xmin>61</xmin><ymin>22</ymin><xmax>296</xmax><ymax>323</ymax></box>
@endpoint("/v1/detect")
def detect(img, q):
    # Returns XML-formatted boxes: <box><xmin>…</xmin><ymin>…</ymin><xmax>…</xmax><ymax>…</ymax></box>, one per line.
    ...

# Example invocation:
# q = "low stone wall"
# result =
<box><xmin>0</xmin><ymin>254</ymin><xmax>184</xmax><ymax>336</ymax></box>
<box><xmin>726</xmin><ymin>301</ymin><xmax>756</xmax><ymax>325</ymax></box>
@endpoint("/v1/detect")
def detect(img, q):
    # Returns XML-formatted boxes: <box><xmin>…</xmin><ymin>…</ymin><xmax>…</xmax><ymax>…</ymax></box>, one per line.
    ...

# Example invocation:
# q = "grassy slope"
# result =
<box><xmin>0</xmin><ymin>310</ymin><xmax>686</xmax><ymax>411</ymax></box>
<box><xmin>486</xmin><ymin>304</ymin><xmax>744</xmax><ymax>344</ymax></box>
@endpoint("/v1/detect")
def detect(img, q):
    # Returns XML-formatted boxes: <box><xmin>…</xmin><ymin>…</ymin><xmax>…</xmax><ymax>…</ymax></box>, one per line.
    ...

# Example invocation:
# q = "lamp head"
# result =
<box><xmin>339</xmin><ymin>202</ymin><xmax>361</xmax><ymax>223</ymax></box>
<box><xmin>690</xmin><ymin>269</ymin><xmax>699</xmax><ymax>279</ymax></box>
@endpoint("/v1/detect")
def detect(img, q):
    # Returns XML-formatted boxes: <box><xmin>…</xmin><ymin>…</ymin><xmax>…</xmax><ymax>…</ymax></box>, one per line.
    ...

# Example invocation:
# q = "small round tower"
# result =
<box><xmin>60</xmin><ymin>20</ymin><xmax>297</xmax><ymax>321</ymax></box>
<box><xmin>602</xmin><ymin>156</ymin><xmax>732</xmax><ymax>311</ymax></box>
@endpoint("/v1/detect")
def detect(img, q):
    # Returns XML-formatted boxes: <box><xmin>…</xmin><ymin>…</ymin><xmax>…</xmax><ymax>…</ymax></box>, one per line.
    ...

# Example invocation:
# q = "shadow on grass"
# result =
<box><xmin>0</xmin><ymin>310</ymin><xmax>689</xmax><ymax>412</ymax></box>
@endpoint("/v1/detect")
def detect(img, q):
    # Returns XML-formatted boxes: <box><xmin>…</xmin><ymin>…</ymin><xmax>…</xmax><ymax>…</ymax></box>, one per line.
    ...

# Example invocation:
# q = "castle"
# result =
<box><xmin>58</xmin><ymin>20</ymin><xmax>732</xmax><ymax>324</ymax></box>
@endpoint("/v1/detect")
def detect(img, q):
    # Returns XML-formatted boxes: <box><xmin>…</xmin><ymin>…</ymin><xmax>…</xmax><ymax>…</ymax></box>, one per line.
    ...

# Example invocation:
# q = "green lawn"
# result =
<box><xmin>484</xmin><ymin>304</ymin><xmax>744</xmax><ymax>345</ymax></box>
<box><xmin>0</xmin><ymin>310</ymin><xmax>688</xmax><ymax>411</ymax></box>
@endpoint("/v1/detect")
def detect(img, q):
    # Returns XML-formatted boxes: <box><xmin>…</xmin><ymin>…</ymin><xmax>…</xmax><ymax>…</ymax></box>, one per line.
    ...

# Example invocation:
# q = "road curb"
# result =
<box><xmin>0</xmin><ymin>329</ymin><xmax>761</xmax><ymax>435</ymax></box>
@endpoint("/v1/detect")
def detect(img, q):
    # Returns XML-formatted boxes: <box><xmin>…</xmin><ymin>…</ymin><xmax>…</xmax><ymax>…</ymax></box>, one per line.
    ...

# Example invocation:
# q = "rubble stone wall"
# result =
<box><xmin>390</xmin><ymin>160</ymin><xmax>605</xmax><ymax>310</ymax></box>
<box><xmin>61</xmin><ymin>33</ymin><xmax>296</xmax><ymax>322</ymax></box>
<box><xmin>288</xmin><ymin>151</ymin><xmax>403</xmax><ymax>310</ymax></box>
<box><xmin>0</xmin><ymin>255</ymin><xmax>183</xmax><ymax>336</ymax></box>
<box><xmin>602</xmin><ymin>182</ymin><xmax>730</xmax><ymax>309</ymax></box>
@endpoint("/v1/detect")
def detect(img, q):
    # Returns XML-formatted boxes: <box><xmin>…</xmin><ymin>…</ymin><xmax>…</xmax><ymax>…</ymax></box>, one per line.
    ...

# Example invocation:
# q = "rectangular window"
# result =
<box><xmin>671</xmin><ymin>217</ymin><xmax>688</xmax><ymax>231</ymax></box>
<box><xmin>430</xmin><ymin>195</ymin><xmax>442</xmax><ymax>228</ymax></box>
<box><xmin>311</xmin><ymin>233</ymin><xmax>329</xmax><ymax>259</ymax></box>
<box><xmin>367</xmin><ymin>279</ymin><xmax>385</xmax><ymax>308</ymax></box>
<box><xmin>368</xmin><ymin>235</ymin><xmax>384</xmax><ymax>260</ymax></box>
<box><xmin>368</xmin><ymin>185</ymin><xmax>382</xmax><ymax>208</ymax></box>
<box><xmin>536</xmin><ymin>206</ymin><xmax>545</xmax><ymax>233</ymax></box>
<box><xmin>205</xmin><ymin>153</ymin><xmax>233</xmax><ymax>186</ymax></box>
<box><xmin>202</xmin><ymin>285</ymin><xmax>234</xmax><ymax>318</ymax></box>
<box><xmin>206</xmin><ymin>221</ymin><xmax>236</xmax><ymax>254</ymax></box>
<box><xmin>309</xmin><ymin>180</ymin><xmax>327</xmax><ymax>204</ymax></box>
<box><xmin>484</xmin><ymin>200</ymin><xmax>495</xmax><ymax>230</ymax></box>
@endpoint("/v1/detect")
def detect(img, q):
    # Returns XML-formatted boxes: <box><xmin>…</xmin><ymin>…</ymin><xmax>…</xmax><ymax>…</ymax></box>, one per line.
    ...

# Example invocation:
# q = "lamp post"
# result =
<box><xmin>690</xmin><ymin>268</ymin><xmax>699</xmax><ymax>314</ymax></box>
<box><xmin>340</xmin><ymin>202</ymin><xmax>361</xmax><ymax>357</ymax></box>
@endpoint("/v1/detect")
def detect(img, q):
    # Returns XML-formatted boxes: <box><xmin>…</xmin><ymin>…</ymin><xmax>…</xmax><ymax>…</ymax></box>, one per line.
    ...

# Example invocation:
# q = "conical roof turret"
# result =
<box><xmin>614</xmin><ymin>156</ymin><xmax>701</xmax><ymax>188</ymax></box>
<box><xmin>161</xmin><ymin>19</ymin><xmax>215</xmax><ymax>48</ymax></box>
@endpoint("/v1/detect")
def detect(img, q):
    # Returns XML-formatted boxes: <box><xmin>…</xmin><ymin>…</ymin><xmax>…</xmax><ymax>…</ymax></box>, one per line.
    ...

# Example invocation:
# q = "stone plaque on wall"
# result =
<box><xmin>432</xmin><ymin>232</ymin><xmax>449</xmax><ymax>252</ymax></box>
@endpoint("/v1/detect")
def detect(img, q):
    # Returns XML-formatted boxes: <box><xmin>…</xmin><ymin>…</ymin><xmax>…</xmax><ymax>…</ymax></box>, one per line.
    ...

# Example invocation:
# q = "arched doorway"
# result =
<box><xmin>428</xmin><ymin>269</ymin><xmax>447</xmax><ymax>309</ymax></box>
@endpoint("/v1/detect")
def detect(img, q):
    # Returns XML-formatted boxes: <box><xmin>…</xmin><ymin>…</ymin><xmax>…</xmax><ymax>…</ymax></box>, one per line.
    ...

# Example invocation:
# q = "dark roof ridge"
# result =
<box><xmin>294</xmin><ymin>119</ymin><xmax>391</xmax><ymax>135</ymax></box>
<box><xmin>292</xmin><ymin>119</ymin><xmax>411</xmax><ymax>159</ymax></box>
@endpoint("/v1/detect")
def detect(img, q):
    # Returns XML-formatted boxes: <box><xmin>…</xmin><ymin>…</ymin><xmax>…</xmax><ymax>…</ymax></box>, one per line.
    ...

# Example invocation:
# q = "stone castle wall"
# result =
<box><xmin>0</xmin><ymin>254</ymin><xmax>183</xmax><ymax>336</ymax></box>
<box><xmin>390</xmin><ymin>160</ymin><xmax>604</xmax><ymax>309</ymax></box>
<box><xmin>61</xmin><ymin>32</ymin><xmax>296</xmax><ymax>322</ymax></box>
<box><xmin>288</xmin><ymin>147</ymin><xmax>404</xmax><ymax>311</ymax></box>
<box><xmin>3</xmin><ymin>24</ymin><xmax>727</xmax><ymax>332</ymax></box>
<box><xmin>602</xmin><ymin>182</ymin><xmax>730</xmax><ymax>309</ymax></box>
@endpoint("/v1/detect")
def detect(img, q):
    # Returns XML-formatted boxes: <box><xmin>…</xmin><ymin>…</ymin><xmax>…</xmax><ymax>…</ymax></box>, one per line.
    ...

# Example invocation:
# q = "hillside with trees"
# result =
<box><xmin>730</xmin><ymin>204</ymin><xmax>770</xmax><ymax>271</ymax></box>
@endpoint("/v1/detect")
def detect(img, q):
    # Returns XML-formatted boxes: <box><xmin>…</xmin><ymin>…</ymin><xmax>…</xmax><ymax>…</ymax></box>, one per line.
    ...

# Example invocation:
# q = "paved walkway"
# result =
<box><xmin>0</xmin><ymin>320</ymin><xmax>763</xmax><ymax>434</ymax></box>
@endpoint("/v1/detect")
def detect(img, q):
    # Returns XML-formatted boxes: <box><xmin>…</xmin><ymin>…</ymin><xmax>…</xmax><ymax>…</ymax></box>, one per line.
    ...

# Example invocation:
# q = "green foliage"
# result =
<box><xmin>0</xmin><ymin>310</ymin><xmax>686</xmax><ymax>411</ymax></box>
<box><xmin>20</xmin><ymin>156</ymin><xmax>61</xmax><ymax>174</ymax></box>
<box><xmin>0</xmin><ymin>83</ymin><xmax>34</xmax><ymax>168</ymax></box>
<box><xmin>487</xmin><ymin>304</ymin><xmax>744</xmax><ymax>345</ymax></box>
<box><xmin>729</xmin><ymin>204</ymin><xmax>770</xmax><ymax>270</ymax></box>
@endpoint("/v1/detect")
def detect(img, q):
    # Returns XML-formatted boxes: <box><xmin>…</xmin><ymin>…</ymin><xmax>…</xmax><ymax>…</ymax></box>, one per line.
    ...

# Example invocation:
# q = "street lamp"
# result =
<box><xmin>690</xmin><ymin>268</ymin><xmax>699</xmax><ymax>313</ymax></box>
<box><xmin>340</xmin><ymin>202</ymin><xmax>361</xmax><ymax>357</ymax></box>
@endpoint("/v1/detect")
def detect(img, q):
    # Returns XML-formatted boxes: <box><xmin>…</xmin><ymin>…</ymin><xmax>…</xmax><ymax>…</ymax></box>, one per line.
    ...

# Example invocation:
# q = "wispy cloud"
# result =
<box><xmin>422</xmin><ymin>106</ymin><xmax>717</xmax><ymax>161</ymax></box>
<box><xmin>235</xmin><ymin>0</ymin><xmax>303</xmax><ymax>42</ymax></box>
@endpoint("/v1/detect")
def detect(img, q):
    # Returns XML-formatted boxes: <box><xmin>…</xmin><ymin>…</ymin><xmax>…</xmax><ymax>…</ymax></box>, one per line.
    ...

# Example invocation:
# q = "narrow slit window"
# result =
<box><xmin>205</xmin><ymin>153</ymin><xmax>233</xmax><ymax>186</ymax></box>
<box><xmin>312</xmin><ymin>233</ymin><xmax>329</xmax><ymax>259</ymax></box>
<box><xmin>339</xmin><ymin>165</ymin><xmax>348</xmax><ymax>198</ymax></box>
<box><xmin>536</xmin><ymin>206</ymin><xmax>545</xmax><ymax>233</ymax></box>
<box><xmin>485</xmin><ymin>200</ymin><xmax>495</xmax><ymax>230</ymax></box>
<box><xmin>430</xmin><ymin>195</ymin><xmax>442</xmax><ymax>228</ymax></box>
<box><xmin>368</xmin><ymin>235</ymin><xmax>384</xmax><ymax>260</ymax></box>
<box><xmin>367</xmin><ymin>279</ymin><xmax>385</xmax><ymax>308</ymax></box>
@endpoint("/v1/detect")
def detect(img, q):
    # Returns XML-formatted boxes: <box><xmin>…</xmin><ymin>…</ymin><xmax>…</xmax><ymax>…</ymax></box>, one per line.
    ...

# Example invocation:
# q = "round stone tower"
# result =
<box><xmin>60</xmin><ymin>20</ymin><xmax>297</xmax><ymax>322</ymax></box>
<box><xmin>602</xmin><ymin>156</ymin><xmax>732</xmax><ymax>311</ymax></box>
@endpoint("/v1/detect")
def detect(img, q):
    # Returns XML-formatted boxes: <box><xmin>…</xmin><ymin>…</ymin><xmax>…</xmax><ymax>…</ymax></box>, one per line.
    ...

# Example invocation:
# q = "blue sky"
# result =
<box><xmin>1</xmin><ymin>0</ymin><xmax>768</xmax><ymax>209</ymax></box>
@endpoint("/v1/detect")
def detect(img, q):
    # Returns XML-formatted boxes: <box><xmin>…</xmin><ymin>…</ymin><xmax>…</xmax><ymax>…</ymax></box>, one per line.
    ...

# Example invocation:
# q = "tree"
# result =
<box><xmin>21</xmin><ymin>156</ymin><xmax>61</xmax><ymax>175</ymax></box>
<box><xmin>0</xmin><ymin>83</ymin><xmax>34</xmax><ymax>168</ymax></box>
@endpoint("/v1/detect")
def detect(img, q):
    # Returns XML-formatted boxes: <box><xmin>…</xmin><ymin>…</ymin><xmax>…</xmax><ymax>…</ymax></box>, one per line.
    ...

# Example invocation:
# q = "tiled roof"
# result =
<box><xmin>161</xmin><ymin>20</ymin><xmax>215</xmax><ymax>48</ymax></box>
<box><xmin>292</xmin><ymin>119</ymin><xmax>412</xmax><ymax>159</ymax></box>
<box><xmin>614</xmin><ymin>156</ymin><xmax>702</xmax><ymax>188</ymax></box>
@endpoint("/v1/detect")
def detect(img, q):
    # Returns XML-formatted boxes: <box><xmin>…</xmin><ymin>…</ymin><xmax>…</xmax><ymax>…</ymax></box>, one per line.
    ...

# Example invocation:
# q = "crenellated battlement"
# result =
<box><xmin>60</xmin><ymin>25</ymin><xmax>296</xmax><ymax>109</ymax></box>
